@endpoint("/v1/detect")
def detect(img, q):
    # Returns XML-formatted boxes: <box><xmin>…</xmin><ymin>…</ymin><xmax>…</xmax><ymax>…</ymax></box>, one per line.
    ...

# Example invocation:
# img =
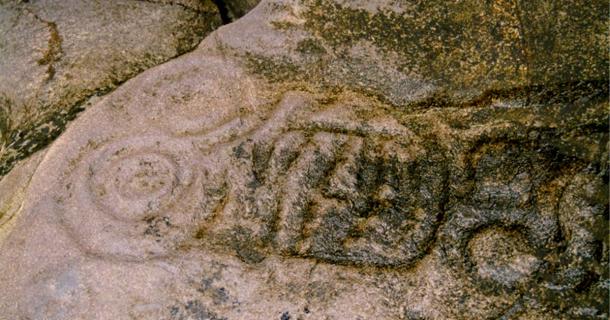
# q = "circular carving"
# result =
<box><xmin>61</xmin><ymin>135</ymin><xmax>220</xmax><ymax>260</ymax></box>
<box><xmin>440</xmin><ymin>206</ymin><xmax>554</xmax><ymax>291</ymax></box>
<box><xmin>88</xmin><ymin>150</ymin><xmax>186</xmax><ymax>222</ymax></box>
<box><xmin>440</xmin><ymin>142</ymin><xmax>560</xmax><ymax>291</ymax></box>
<box><xmin>143</xmin><ymin>57</ymin><xmax>262</xmax><ymax>137</ymax></box>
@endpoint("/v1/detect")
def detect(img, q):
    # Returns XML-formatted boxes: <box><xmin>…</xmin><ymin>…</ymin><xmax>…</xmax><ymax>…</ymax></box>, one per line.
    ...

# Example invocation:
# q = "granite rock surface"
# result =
<box><xmin>0</xmin><ymin>0</ymin><xmax>223</xmax><ymax>177</ymax></box>
<box><xmin>0</xmin><ymin>0</ymin><xmax>607</xmax><ymax>319</ymax></box>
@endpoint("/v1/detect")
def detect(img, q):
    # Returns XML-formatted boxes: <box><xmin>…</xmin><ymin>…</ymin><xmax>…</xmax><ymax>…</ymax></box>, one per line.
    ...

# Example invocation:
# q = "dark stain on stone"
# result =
<box><xmin>27</xmin><ymin>9</ymin><xmax>63</xmax><ymax>81</ymax></box>
<box><xmin>211</xmin><ymin>0</ymin><xmax>232</xmax><ymax>24</ymax></box>
<box><xmin>280</xmin><ymin>311</ymin><xmax>291</xmax><ymax>320</ymax></box>
<box><xmin>168</xmin><ymin>300</ymin><xmax>227</xmax><ymax>320</ymax></box>
<box><xmin>302</xmin><ymin>0</ymin><xmax>607</xmax><ymax>89</ymax></box>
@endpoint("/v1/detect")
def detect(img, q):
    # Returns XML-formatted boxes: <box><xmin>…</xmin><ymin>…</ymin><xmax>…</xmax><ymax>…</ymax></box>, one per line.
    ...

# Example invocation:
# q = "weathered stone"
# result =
<box><xmin>0</xmin><ymin>0</ymin><xmax>222</xmax><ymax>177</ymax></box>
<box><xmin>0</xmin><ymin>0</ymin><xmax>607</xmax><ymax>319</ymax></box>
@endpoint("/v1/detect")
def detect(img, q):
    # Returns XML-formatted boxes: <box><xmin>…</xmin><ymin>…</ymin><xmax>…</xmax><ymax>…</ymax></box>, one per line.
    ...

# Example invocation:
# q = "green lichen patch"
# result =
<box><xmin>300</xmin><ymin>0</ymin><xmax>608</xmax><ymax>92</ymax></box>
<box><xmin>244</xmin><ymin>53</ymin><xmax>306</xmax><ymax>83</ymax></box>
<box><xmin>249</xmin><ymin>0</ymin><xmax>607</xmax><ymax>110</ymax></box>
<box><xmin>36</xmin><ymin>20</ymin><xmax>63</xmax><ymax>80</ymax></box>
<box><xmin>0</xmin><ymin>97</ymin><xmax>85</xmax><ymax>177</ymax></box>
<box><xmin>296</xmin><ymin>38</ymin><xmax>326</xmax><ymax>55</ymax></box>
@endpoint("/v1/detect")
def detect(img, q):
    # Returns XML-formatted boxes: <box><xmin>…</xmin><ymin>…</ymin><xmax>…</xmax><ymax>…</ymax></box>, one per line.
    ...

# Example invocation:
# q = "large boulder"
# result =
<box><xmin>0</xmin><ymin>0</ymin><xmax>607</xmax><ymax>319</ymax></box>
<box><xmin>0</xmin><ymin>0</ymin><xmax>222</xmax><ymax>177</ymax></box>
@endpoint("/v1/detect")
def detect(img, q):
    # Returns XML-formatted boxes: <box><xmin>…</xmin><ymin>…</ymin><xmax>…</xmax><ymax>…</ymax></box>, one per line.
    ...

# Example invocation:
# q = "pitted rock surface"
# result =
<box><xmin>0</xmin><ymin>0</ymin><xmax>607</xmax><ymax>319</ymax></box>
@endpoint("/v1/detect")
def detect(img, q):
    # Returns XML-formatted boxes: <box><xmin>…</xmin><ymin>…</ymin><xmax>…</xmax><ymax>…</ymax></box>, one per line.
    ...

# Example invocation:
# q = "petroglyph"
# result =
<box><xmin>57</xmin><ymin>90</ymin><xmax>448</xmax><ymax>269</ymax></box>
<box><xmin>0</xmin><ymin>0</ymin><xmax>607</xmax><ymax>318</ymax></box>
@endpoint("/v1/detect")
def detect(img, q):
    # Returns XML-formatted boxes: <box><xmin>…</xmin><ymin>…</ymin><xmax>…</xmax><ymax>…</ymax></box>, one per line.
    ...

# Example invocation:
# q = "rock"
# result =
<box><xmin>0</xmin><ymin>0</ymin><xmax>607</xmax><ymax>319</ymax></box>
<box><xmin>0</xmin><ymin>149</ymin><xmax>46</xmax><ymax>245</ymax></box>
<box><xmin>0</xmin><ymin>0</ymin><xmax>222</xmax><ymax>177</ymax></box>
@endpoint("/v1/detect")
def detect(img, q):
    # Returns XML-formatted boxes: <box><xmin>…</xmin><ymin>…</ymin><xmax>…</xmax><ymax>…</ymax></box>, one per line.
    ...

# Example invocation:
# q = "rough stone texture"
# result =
<box><xmin>0</xmin><ymin>149</ymin><xmax>45</xmax><ymax>245</ymax></box>
<box><xmin>0</xmin><ymin>0</ymin><xmax>607</xmax><ymax>319</ymax></box>
<box><xmin>0</xmin><ymin>0</ymin><xmax>222</xmax><ymax>177</ymax></box>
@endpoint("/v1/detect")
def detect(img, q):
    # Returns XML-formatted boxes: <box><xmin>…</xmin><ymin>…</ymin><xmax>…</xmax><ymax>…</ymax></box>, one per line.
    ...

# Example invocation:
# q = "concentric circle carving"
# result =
<box><xmin>61</xmin><ymin>135</ymin><xmax>217</xmax><ymax>260</ymax></box>
<box><xmin>87</xmin><ymin>148</ymin><xmax>187</xmax><ymax>222</ymax></box>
